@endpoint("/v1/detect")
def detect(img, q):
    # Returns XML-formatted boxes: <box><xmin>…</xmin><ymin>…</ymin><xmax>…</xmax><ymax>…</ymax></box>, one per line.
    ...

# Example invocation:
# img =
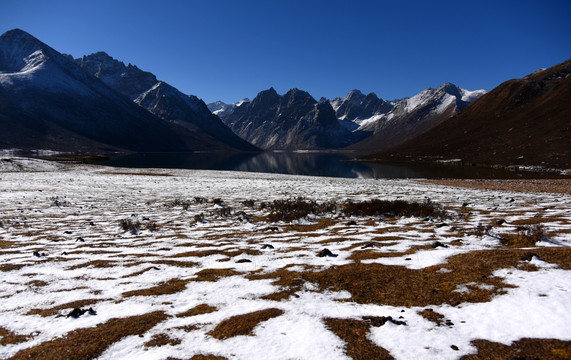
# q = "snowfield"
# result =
<box><xmin>0</xmin><ymin>158</ymin><xmax>570</xmax><ymax>359</ymax></box>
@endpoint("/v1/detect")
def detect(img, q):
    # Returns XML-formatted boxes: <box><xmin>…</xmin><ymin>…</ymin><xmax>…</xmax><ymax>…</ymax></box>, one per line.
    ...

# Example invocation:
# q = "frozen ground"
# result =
<box><xmin>0</xmin><ymin>158</ymin><xmax>570</xmax><ymax>359</ymax></box>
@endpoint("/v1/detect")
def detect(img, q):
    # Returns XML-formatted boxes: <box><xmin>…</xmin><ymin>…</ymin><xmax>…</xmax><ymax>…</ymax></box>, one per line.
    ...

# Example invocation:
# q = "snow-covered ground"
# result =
<box><xmin>0</xmin><ymin>158</ymin><xmax>570</xmax><ymax>359</ymax></box>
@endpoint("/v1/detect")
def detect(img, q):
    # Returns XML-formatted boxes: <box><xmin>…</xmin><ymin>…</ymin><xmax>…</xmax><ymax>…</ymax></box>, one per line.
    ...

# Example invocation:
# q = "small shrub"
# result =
<box><xmin>262</xmin><ymin>197</ymin><xmax>337</xmax><ymax>222</ymax></box>
<box><xmin>194</xmin><ymin>196</ymin><xmax>207</xmax><ymax>204</ymax></box>
<box><xmin>341</xmin><ymin>198</ymin><xmax>446</xmax><ymax>219</ymax></box>
<box><xmin>214</xmin><ymin>207</ymin><xmax>232</xmax><ymax>218</ymax></box>
<box><xmin>50</xmin><ymin>197</ymin><xmax>71</xmax><ymax>208</ymax></box>
<box><xmin>166</xmin><ymin>199</ymin><xmax>192</xmax><ymax>210</ymax></box>
<box><xmin>145</xmin><ymin>221</ymin><xmax>159</xmax><ymax>232</ymax></box>
<box><xmin>119</xmin><ymin>218</ymin><xmax>141</xmax><ymax>232</ymax></box>
<box><xmin>502</xmin><ymin>224</ymin><xmax>546</xmax><ymax>248</ymax></box>
<box><xmin>241</xmin><ymin>199</ymin><xmax>256</xmax><ymax>208</ymax></box>
<box><xmin>474</xmin><ymin>223</ymin><xmax>493</xmax><ymax>237</ymax></box>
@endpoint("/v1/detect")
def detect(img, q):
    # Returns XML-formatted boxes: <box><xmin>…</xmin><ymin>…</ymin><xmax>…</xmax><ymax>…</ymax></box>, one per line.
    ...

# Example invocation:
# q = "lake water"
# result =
<box><xmin>96</xmin><ymin>152</ymin><xmax>547</xmax><ymax>179</ymax></box>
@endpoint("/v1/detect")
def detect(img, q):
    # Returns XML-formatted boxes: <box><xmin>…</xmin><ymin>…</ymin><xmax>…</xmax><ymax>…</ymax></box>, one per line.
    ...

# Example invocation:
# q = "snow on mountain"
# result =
<box><xmin>207</xmin><ymin>98</ymin><xmax>250</xmax><ymax>120</ymax></box>
<box><xmin>221</xmin><ymin>88</ymin><xmax>355</xmax><ymax>150</ymax></box>
<box><xmin>76</xmin><ymin>52</ymin><xmax>258</xmax><ymax>151</ymax></box>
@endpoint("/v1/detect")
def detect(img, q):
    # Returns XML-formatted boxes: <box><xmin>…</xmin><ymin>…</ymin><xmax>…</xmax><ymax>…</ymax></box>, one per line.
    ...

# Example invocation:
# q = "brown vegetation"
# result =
<box><xmin>207</xmin><ymin>308</ymin><xmax>284</xmax><ymax>340</ymax></box>
<box><xmin>324</xmin><ymin>318</ymin><xmax>394</xmax><ymax>360</ymax></box>
<box><xmin>10</xmin><ymin>311</ymin><xmax>168</xmax><ymax>360</ymax></box>
<box><xmin>461</xmin><ymin>338</ymin><xmax>571</xmax><ymax>360</ymax></box>
<box><xmin>176</xmin><ymin>304</ymin><xmax>217</xmax><ymax>318</ymax></box>
<box><xmin>122</xmin><ymin>278</ymin><xmax>189</xmax><ymax>297</ymax></box>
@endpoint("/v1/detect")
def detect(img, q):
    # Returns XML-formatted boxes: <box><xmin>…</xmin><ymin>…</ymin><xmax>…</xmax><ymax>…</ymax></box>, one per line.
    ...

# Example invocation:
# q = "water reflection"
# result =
<box><xmin>98</xmin><ymin>151</ymin><xmax>539</xmax><ymax>179</ymax></box>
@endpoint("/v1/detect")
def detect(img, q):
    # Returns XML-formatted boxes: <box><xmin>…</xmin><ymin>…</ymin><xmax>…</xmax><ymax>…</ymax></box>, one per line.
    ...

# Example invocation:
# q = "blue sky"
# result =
<box><xmin>1</xmin><ymin>0</ymin><xmax>570</xmax><ymax>103</ymax></box>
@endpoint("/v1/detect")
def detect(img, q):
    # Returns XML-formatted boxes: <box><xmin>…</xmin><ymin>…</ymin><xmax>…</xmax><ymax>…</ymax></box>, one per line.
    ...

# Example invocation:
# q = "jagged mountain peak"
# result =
<box><xmin>0</xmin><ymin>29</ymin><xmax>54</xmax><ymax>73</ymax></box>
<box><xmin>76</xmin><ymin>52</ymin><xmax>158</xmax><ymax>100</ymax></box>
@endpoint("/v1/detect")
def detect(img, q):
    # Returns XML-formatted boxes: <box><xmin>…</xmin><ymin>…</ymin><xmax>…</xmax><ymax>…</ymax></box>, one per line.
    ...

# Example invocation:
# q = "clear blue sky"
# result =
<box><xmin>1</xmin><ymin>0</ymin><xmax>570</xmax><ymax>103</ymax></box>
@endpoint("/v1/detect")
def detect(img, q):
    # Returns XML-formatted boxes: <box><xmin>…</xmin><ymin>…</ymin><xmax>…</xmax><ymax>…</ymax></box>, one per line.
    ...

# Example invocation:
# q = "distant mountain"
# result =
<box><xmin>221</xmin><ymin>88</ymin><xmax>356</xmax><ymax>150</ymax></box>
<box><xmin>335</xmin><ymin>83</ymin><xmax>486</xmax><ymax>154</ymax></box>
<box><xmin>76</xmin><ymin>52</ymin><xmax>258</xmax><ymax>152</ymax></box>
<box><xmin>0</xmin><ymin>29</ymin><xmax>188</xmax><ymax>152</ymax></box>
<box><xmin>363</xmin><ymin>59</ymin><xmax>571</xmax><ymax>169</ymax></box>
<box><xmin>207</xmin><ymin>99</ymin><xmax>250</xmax><ymax>120</ymax></box>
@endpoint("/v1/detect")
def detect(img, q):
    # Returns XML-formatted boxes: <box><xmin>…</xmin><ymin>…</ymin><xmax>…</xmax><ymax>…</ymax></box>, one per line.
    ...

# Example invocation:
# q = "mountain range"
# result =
<box><xmin>1</xmin><ymin>29</ymin><xmax>569</xmax><ymax>170</ymax></box>
<box><xmin>363</xmin><ymin>58</ymin><xmax>571</xmax><ymax>169</ymax></box>
<box><xmin>0</xmin><ymin>29</ymin><xmax>257</xmax><ymax>153</ymax></box>
<box><xmin>210</xmin><ymin>83</ymin><xmax>485</xmax><ymax>153</ymax></box>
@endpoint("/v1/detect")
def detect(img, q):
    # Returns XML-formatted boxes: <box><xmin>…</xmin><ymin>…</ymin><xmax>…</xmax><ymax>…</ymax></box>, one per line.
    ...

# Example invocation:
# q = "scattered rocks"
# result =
<box><xmin>89</xmin><ymin>221</ymin><xmax>95</xmax><ymax>226</ymax></box>
<box><xmin>236</xmin><ymin>259</ymin><xmax>252</xmax><ymax>263</ymax></box>
<box><xmin>261</xmin><ymin>244</ymin><xmax>274</xmax><ymax>249</ymax></box>
<box><xmin>451</xmin><ymin>345</ymin><xmax>459</xmax><ymax>351</ymax></box>
<box><xmin>317</xmin><ymin>248</ymin><xmax>338</xmax><ymax>258</ymax></box>
<box><xmin>432</xmin><ymin>241</ymin><xmax>449</xmax><ymax>249</ymax></box>
<box><xmin>64</xmin><ymin>231</ymin><xmax>73</xmax><ymax>235</ymax></box>
<box><xmin>346</xmin><ymin>220</ymin><xmax>358</xmax><ymax>226</ymax></box>
<box><xmin>64</xmin><ymin>307</ymin><xmax>97</xmax><ymax>318</ymax></box>
<box><xmin>462</xmin><ymin>202</ymin><xmax>469</xmax><ymax>207</ymax></box>
<box><xmin>267</xmin><ymin>226</ymin><xmax>280</xmax><ymax>232</ymax></box>
<box><xmin>361</xmin><ymin>243</ymin><xmax>376</xmax><ymax>249</ymax></box>
<box><xmin>521</xmin><ymin>253</ymin><xmax>540</xmax><ymax>262</ymax></box>
<box><xmin>76</xmin><ymin>237</ymin><xmax>85</xmax><ymax>242</ymax></box>
<box><xmin>32</xmin><ymin>251</ymin><xmax>46</xmax><ymax>257</ymax></box>
<box><xmin>363</xmin><ymin>316</ymin><xmax>407</xmax><ymax>327</ymax></box>
<box><xmin>436</xmin><ymin>223</ymin><xmax>449</xmax><ymax>228</ymax></box>
<box><xmin>496</xmin><ymin>219</ymin><xmax>507</xmax><ymax>225</ymax></box>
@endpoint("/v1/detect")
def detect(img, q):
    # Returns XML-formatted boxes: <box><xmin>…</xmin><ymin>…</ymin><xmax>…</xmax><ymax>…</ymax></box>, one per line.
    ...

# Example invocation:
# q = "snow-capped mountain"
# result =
<box><xmin>365</xmin><ymin>58</ymin><xmax>571</xmax><ymax>169</ymax></box>
<box><xmin>207</xmin><ymin>99</ymin><xmax>250</xmax><ymax>120</ymax></box>
<box><xmin>337</xmin><ymin>83</ymin><xmax>486</xmax><ymax>153</ymax></box>
<box><xmin>76</xmin><ymin>52</ymin><xmax>258</xmax><ymax>151</ymax></box>
<box><xmin>0</xmin><ymin>29</ymin><xmax>189</xmax><ymax>152</ymax></box>
<box><xmin>221</xmin><ymin>88</ymin><xmax>356</xmax><ymax>150</ymax></box>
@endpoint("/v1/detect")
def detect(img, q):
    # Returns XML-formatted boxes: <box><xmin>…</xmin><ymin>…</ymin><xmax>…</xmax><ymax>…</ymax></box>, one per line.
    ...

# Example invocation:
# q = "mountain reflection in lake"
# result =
<box><xmin>98</xmin><ymin>152</ymin><xmax>536</xmax><ymax>179</ymax></box>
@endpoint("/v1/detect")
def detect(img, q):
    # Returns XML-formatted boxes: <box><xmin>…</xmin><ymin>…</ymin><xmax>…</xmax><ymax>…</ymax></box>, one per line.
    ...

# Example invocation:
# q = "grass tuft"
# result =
<box><xmin>324</xmin><ymin>318</ymin><xmax>394</xmax><ymax>360</ymax></box>
<box><xmin>10</xmin><ymin>311</ymin><xmax>168</xmax><ymax>360</ymax></box>
<box><xmin>207</xmin><ymin>308</ymin><xmax>284</xmax><ymax>340</ymax></box>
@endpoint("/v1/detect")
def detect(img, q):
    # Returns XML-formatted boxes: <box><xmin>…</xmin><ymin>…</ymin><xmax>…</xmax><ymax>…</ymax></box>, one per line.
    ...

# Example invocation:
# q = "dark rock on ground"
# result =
<box><xmin>317</xmin><ymin>248</ymin><xmax>338</xmax><ymax>257</ymax></box>
<box><xmin>363</xmin><ymin>316</ymin><xmax>407</xmax><ymax>327</ymax></box>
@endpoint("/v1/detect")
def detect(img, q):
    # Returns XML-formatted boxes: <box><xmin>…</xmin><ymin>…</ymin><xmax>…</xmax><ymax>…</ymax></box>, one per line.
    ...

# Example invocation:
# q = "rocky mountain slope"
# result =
<box><xmin>221</xmin><ymin>88</ymin><xmax>356</xmax><ymax>150</ymax></box>
<box><xmin>215</xmin><ymin>84</ymin><xmax>484</xmax><ymax>152</ymax></box>
<box><xmin>363</xmin><ymin>59</ymin><xmax>571</xmax><ymax>169</ymax></box>
<box><xmin>337</xmin><ymin>83</ymin><xmax>486</xmax><ymax>154</ymax></box>
<box><xmin>0</xmin><ymin>29</ymin><xmax>257</xmax><ymax>153</ymax></box>
<box><xmin>75</xmin><ymin>52</ymin><xmax>258</xmax><ymax>152</ymax></box>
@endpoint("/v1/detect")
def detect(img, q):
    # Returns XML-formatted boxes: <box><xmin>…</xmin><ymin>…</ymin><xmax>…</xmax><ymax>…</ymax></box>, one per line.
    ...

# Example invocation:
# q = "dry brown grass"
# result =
<box><xmin>461</xmin><ymin>338</ymin><xmax>571</xmax><ymax>359</ymax></box>
<box><xmin>144</xmin><ymin>333</ymin><xmax>181</xmax><ymax>347</ymax></box>
<box><xmin>26</xmin><ymin>299</ymin><xmax>105</xmax><ymax>317</ymax></box>
<box><xmin>169</xmin><ymin>249</ymin><xmax>261</xmax><ymax>258</ymax></box>
<box><xmin>418</xmin><ymin>308</ymin><xmax>448</xmax><ymax>327</ymax></box>
<box><xmin>0</xmin><ymin>263</ymin><xmax>26</xmax><ymax>272</ymax></box>
<box><xmin>67</xmin><ymin>260</ymin><xmax>117</xmax><ymax>270</ymax></box>
<box><xmin>192</xmin><ymin>268</ymin><xmax>242</xmax><ymax>282</ymax></box>
<box><xmin>122</xmin><ymin>278</ymin><xmax>189</xmax><ymax>298</ymax></box>
<box><xmin>252</xmin><ymin>247</ymin><xmax>571</xmax><ymax>307</ymax></box>
<box><xmin>188</xmin><ymin>355</ymin><xmax>229</xmax><ymax>360</ymax></box>
<box><xmin>0</xmin><ymin>327</ymin><xmax>32</xmax><ymax>345</ymax></box>
<box><xmin>10</xmin><ymin>311</ymin><xmax>168</xmax><ymax>360</ymax></box>
<box><xmin>207</xmin><ymin>308</ymin><xmax>284</xmax><ymax>340</ymax></box>
<box><xmin>176</xmin><ymin>304</ymin><xmax>217</xmax><ymax>318</ymax></box>
<box><xmin>151</xmin><ymin>260</ymin><xmax>199</xmax><ymax>268</ymax></box>
<box><xmin>420</xmin><ymin>179</ymin><xmax>571</xmax><ymax>194</ymax></box>
<box><xmin>324</xmin><ymin>318</ymin><xmax>394</xmax><ymax>360</ymax></box>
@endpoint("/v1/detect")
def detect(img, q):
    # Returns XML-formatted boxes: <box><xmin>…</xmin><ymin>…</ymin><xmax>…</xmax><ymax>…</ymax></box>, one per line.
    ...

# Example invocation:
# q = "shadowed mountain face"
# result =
<box><xmin>336</xmin><ymin>83</ymin><xmax>485</xmax><ymax>154</ymax></box>
<box><xmin>364</xmin><ymin>59</ymin><xmax>571</xmax><ymax>169</ymax></box>
<box><xmin>0</xmin><ymin>29</ymin><xmax>257</xmax><ymax>153</ymax></box>
<box><xmin>76</xmin><ymin>52</ymin><xmax>258</xmax><ymax>152</ymax></box>
<box><xmin>221</xmin><ymin>88</ymin><xmax>357</xmax><ymax>150</ymax></box>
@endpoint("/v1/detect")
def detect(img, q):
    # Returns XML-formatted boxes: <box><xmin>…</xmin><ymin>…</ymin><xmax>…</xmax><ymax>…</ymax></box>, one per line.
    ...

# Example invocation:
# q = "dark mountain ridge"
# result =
<box><xmin>0</xmin><ymin>29</ymin><xmax>257</xmax><ymax>153</ymax></box>
<box><xmin>364</xmin><ymin>59</ymin><xmax>571</xmax><ymax>169</ymax></box>
<box><xmin>222</xmin><ymin>88</ymin><xmax>356</xmax><ymax>150</ymax></box>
